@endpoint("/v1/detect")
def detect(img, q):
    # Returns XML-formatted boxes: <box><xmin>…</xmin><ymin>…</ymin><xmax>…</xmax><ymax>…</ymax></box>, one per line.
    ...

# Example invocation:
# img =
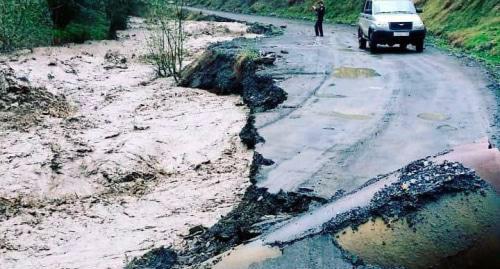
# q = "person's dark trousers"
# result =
<box><xmin>315</xmin><ymin>20</ymin><xmax>324</xmax><ymax>36</ymax></box>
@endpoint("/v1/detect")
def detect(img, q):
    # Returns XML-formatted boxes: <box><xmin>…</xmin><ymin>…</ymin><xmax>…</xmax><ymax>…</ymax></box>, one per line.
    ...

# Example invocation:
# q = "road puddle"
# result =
<box><xmin>332</xmin><ymin>67</ymin><xmax>380</xmax><ymax>79</ymax></box>
<box><xmin>417</xmin><ymin>112</ymin><xmax>450</xmax><ymax>121</ymax></box>
<box><xmin>436</xmin><ymin>124</ymin><xmax>458</xmax><ymax>131</ymax></box>
<box><xmin>214</xmin><ymin>242</ymin><xmax>282</xmax><ymax>269</ymax></box>
<box><xmin>315</xmin><ymin>93</ymin><xmax>347</xmax><ymax>99</ymax></box>
<box><xmin>316</xmin><ymin>111</ymin><xmax>372</xmax><ymax>120</ymax></box>
<box><xmin>336</xmin><ymin>190</ymin><xmax>500</xmax><ymax>269</ymax></box>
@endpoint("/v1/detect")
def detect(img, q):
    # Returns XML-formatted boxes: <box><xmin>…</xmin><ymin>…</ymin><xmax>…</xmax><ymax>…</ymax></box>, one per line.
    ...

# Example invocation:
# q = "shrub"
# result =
<box><xmin>147</xmin><ymin>0</ymin><xmax>186</xmax><ymax>83</ymax></box>
<box><xmin>0</xmin><ymin>0</ymin><xmax>53</xmax><ymax>52</ymax></box>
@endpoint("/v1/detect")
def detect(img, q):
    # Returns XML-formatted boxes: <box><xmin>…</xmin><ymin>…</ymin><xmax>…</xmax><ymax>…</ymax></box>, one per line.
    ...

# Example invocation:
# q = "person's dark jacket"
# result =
<box><xmin>316</xmin><ymin>5</ymin><xmax>325</xmax><ymax>21</ymax></box>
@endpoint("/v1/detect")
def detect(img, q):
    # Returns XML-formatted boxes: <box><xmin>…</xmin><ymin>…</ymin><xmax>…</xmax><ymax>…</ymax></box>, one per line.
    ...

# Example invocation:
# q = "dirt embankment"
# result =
<box><xmin>0</xmin><ymin>18</ymin><xmax>262</xmax><ymax>269</ymax></box>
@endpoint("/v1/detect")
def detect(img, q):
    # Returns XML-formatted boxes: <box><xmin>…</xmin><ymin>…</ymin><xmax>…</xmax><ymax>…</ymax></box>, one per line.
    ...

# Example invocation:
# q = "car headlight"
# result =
<box><xmin>373</xmin><ymin>21</ymin><xmax>389</xmax><ymax>29</ymax></box>
<box><xmin>413</xmin><ymin>21</ymin><xmax>425</xmax><ymax>30</ymax></box>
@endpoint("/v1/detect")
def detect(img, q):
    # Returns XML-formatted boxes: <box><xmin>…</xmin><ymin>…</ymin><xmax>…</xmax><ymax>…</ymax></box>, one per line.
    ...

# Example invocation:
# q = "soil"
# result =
<box><xmin>172</xmin><ymin>186</ymin><xmax>326</xmax><ymax>268</ymax></box>
<box><xmin>0</xmin><ymin>18</ymin><xmax>260</xmax><ymax>269</ymax></box>
<box><xmin>239</xmin><ymin>115</ymin><xmax>265</xmax><ymax>149</ymax></box>
<box><xmin>180</xmin><ymin>40</ymin><xmax>287</xmax><ymax>113</ymax></box>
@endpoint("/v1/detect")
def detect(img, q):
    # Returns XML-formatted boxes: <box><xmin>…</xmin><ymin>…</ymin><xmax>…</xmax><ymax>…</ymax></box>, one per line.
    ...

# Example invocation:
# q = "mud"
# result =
<box><xmin>180</xmin><ymin>40</ymin><xmax>287</xmax><ymax>113</ymax></box>
<box><xmin>332</xmin><ymin>67</ymin><xmax>380</xmax><ymax>79</ymax></box>
<box><xmin>0</xmin><ymin>64</ymin><xmax>72</xmax><ymax>129</ymax></box>
<box><xmin>173</xmin><ymin>186</ymin><xmax>326</xmax><ymax>267</ymax></box>
<box><xmin>126</xmin><ymin>247</ymin><xmax>177</xmax><ymax>269</ymax></box>
<box><xmin>185</xmin><ymin>10</ymin><xmax>282</xmax><ymax>37</ymax></box>
<box><xmin>246</xmin><ymin>23</ymin><xmax>283</xmax><ymax>36</ymax></box>
<box><xmin>186</xmin><ymin>11</ymin><xmax>239</xmax><ymax>23</ymax></box>
<box><xmin>239</xmin><ymin>115</ymin><xmax>265</xmax><ymax>149</ymax></box>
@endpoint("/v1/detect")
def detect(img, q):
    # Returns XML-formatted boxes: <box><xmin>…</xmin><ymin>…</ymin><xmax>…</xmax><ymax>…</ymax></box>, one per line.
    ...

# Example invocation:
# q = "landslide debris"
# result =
<box><xmin>185</xmin><ymin>11</ymin><xmax>239</xmax><ymax>23</ymax></box>
<box><xmin>246</xmin><ymin>22</ymin><xmax>282</xmax><ymax>36</ymax></box>
<box><xmin>103</xmin><ymin>49</ymin><xmax>128</xmax><ymax>70</ymax></box>
<box><xmin>239</xmin><ymin>115</ymin><xmax>264</xmax><ymax>149</ymax></box>
<box><xmin>126</xmin><ymin>247</ymin><xmax>178</xmax><ymax>269</ymax></box>
<box><xmin>185</xmin><ymin>11</ymin><xmax>282</xmax><ymax>36</ymax></box>
<box><xmin>174</xmin><ymin>186</ymin><xmax>326</xmax><ymax>267</ymax></box>
<box><xmin>180</xmin><ymin>41</ymin><xmax>287</xmax><ymax>113</ymax></box>
<box><xmin>0</xmin><ymin>64</ymin><xmax>71</xmax><ymax>128</ymax></box>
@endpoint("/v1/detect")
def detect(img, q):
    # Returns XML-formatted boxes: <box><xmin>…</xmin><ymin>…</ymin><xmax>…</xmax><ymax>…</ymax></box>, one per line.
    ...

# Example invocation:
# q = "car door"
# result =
<box><xmin>359</xmin><ymin>0</ymin><xmax>368</xmax><ymax>32</ymax></box>
<box><xmin>360</xmin><ymin>0</ymin><xmax>373</xmax><ymax>36</ymax></box>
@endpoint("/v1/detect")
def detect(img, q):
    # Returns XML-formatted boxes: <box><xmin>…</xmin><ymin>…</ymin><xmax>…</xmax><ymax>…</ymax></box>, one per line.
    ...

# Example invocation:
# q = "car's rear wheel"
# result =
<box><xmin>415</xmin><ymin>40</ymin><xmax>424</xmax><ymax>53</ymax></box>
<box><xmin>369</xmin><ymin>31</ymin><xmax>378</xmax><ymax>53</ymax></box>
<box><xmin>358</xmin><ymin>29</ymin><xmax>367</xmax><ymax>49</ymax></box>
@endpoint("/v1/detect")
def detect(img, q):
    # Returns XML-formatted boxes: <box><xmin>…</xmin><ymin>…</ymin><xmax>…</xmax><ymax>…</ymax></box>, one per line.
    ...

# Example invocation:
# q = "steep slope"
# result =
<box><xmin>416</xmin><ymin>0</ymin><xmax>499</xmax><ymax>64</ymax></box>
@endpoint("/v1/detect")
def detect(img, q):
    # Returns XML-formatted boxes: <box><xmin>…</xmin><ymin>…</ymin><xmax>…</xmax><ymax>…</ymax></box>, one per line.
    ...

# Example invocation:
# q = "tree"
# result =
<box><xmin>147</xmin><ymin>0</ymin><xmax>186</xmax><ymax>83</ymax></box>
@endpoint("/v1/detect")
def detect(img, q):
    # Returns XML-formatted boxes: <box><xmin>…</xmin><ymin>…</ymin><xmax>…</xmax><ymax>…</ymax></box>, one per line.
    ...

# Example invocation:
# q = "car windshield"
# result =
<box><xmin>373</xmin><ymin>1</ymin><xmax>416</xmax><ymax>14</ymax></box>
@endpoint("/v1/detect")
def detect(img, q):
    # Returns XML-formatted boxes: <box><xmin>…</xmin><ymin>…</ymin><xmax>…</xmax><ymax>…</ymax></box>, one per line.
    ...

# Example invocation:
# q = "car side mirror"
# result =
<box><xmin>416</xmin><ymin>7</ymin><xmax>423</xmax><ymax>13</ymax></box>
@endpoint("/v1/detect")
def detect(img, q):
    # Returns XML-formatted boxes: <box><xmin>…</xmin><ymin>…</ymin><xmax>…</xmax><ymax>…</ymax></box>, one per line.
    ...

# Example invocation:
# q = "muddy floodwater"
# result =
<box><xmin>332</xmin><ymin>67</ymin><xmax>380</xmax><ymax>79</ymax></box>
<box><xmin>336</xmin><ymin>190</ymin><xmax>500</xmax><ymax>269</ymax></box>
<box><xmin>0</xmin><ymin>18</ymin><xmax>259</xmax><ymax>269</ymax></box>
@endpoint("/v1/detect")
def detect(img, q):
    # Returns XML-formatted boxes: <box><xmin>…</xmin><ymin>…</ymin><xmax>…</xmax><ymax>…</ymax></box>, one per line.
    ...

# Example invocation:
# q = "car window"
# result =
<box><xmin>364</xmin><ymin>1</ymin><xmax>372</xmax><ymax>14</ymax></box>
<box><xmin>373</xmin><ymin>1</ymin><xmax>416</xmax><ymax>14</ymax></box>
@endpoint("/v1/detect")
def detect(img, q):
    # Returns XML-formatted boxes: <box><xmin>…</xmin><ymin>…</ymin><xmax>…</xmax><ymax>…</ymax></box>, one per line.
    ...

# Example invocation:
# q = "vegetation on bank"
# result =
<box><xmin>415</xmin><ymin>0</ymin><xmax>499</xmax><ymax>65</ymax></box>
<box><xmin>188</xmin><ymin>0</ymin><xmax>499</xmax><ymax>65</ymax></box>
<box><xmin>0</xmin><ymin>0</ymin><xmax>147</xmax><ymax>52</ymax></box>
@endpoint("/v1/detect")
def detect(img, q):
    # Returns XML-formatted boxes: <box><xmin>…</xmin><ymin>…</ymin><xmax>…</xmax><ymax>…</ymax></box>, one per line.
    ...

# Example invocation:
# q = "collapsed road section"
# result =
<box><xmin>210</xmin><ymin>156</ymin><xmax>499</xmax><ymax>269</ymax></box>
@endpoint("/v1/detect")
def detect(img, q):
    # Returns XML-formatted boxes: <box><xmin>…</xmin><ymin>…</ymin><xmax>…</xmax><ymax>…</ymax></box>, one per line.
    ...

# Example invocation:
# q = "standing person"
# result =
<box><xmin>313</xmin><ymin>1</ymin><xmax>326</xmax><ymax>37</ymax></box>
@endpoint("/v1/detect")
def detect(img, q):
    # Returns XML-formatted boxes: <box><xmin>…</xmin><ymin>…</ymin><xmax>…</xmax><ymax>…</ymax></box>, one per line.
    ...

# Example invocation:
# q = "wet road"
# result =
<box><xmin>182</xmin><ymin>8</ymin><xmax>500</xmax><ymax>269</ymax></box>
<box><xmin>189</xmin><ymin>8</ymin><xmax>497</xmax><ymax>198</ymax></box>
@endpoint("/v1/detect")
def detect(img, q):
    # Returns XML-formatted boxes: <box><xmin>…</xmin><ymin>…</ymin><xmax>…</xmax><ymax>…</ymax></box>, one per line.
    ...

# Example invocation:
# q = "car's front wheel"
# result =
<box><xmin>358</xmin><ymin>28</ymin><xmax>367</xmax><ymax>49</ymax></box>
<box><xmin>415</xmin><ymin>40</ymin><xmax>424</xmax><ymax>53</ymax></box>
<box><xmin>369</xmin><ymin>39</ymin><xmax>378</xmax><ymax>53</ymax></box>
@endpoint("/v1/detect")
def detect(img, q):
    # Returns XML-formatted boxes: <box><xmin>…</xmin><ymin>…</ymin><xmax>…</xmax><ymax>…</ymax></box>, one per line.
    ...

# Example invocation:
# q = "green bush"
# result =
<box><xmin>0</xmin><ymin>0</ymin><xmax>53</xmax><ymax>52</ymax></box>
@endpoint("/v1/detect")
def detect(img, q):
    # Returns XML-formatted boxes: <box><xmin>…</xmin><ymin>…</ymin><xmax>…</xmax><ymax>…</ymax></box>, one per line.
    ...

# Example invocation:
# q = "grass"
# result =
<box><xmin>416</xmin><ymin>0</ymin><xmax>499</xmax><ymax>65</ymax></box>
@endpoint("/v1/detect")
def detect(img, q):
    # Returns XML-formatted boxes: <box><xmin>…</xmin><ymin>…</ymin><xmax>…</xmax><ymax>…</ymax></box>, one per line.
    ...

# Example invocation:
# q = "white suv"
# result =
<box><xmin>358</xmin><ymin>0</ymin><xmax>426</xmax><ymax>53</ymax></box>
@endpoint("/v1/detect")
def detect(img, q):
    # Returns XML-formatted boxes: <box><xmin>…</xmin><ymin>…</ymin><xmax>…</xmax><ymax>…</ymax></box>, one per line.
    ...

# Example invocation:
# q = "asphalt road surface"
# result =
<box><xmin>186</xmin><ymin>8</ymin><xmax>499</xmax><ymax>269</ymax></box>
<box><xmin>189</xmin><ymin>8</ymin><xmax>497</xmax><ymax>198</ymax></box>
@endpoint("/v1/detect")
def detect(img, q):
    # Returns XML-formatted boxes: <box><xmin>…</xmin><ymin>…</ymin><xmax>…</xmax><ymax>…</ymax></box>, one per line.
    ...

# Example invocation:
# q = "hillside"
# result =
<box><xmin>416</xmin><ymin>0</ymin><xmax>499</xmax><ymax>64</ymax></box>
<box><xmin>188</xmin><ymin>0</ymin><xmax>499</xmax><ymax>64</ymax></box>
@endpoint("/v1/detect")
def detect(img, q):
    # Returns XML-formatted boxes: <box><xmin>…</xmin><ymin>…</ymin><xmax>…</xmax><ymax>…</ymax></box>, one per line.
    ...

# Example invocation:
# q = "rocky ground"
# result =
<box><xmin>0</xmin><ymin>18</ymin><xmax>260</xmax><ymax>269</ymax></box>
